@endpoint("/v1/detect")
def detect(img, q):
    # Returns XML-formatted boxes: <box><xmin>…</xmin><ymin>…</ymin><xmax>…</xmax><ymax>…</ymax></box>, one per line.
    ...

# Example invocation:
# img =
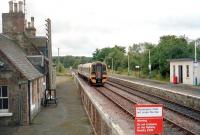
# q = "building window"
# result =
<box><xmin>186</xmin><ymin>65</ymin><xmax>189</xmax><ymax>77</ymax></box>
<box><xmin>0</xmin><ymin>86</ymin><xmax>8</xmax><ymax>111</ymax></box>
<box><xmin>173</xmin><ymin>65</ymin><xmax>175</xmax><ymax>76</ymax></box>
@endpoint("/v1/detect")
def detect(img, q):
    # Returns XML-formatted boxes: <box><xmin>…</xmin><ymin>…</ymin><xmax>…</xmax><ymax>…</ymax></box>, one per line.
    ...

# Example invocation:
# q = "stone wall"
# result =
<box><xmin>73</xmin><ymin>73</ymin><xmax>124</xmax><ymax>135</ymax></box>
<box><xmin>0</xmin><ymin>52</ymin><xmax>30</xmax><ymax>126</ymax></box>
<box><xmin>2</xmin><ymin>12</ymin><xmax>25</xmax><ymax>35</ymax></box>
<box><xmin>30</xmin><ymin>77</ymin><xmax>45</xmax><ymax>120</ymax></box>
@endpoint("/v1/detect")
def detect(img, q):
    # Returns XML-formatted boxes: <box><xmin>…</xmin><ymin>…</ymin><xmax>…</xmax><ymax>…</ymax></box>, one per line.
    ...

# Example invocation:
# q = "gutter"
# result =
<box><xmin>28</xmin><ymin>80</ymin><xmax>31</xmax><ymax>124</ymax></box>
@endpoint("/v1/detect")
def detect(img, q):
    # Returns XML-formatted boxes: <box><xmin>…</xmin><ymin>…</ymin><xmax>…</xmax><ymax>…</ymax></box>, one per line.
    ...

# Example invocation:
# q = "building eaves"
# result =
<box><xmin>169</xmin><ymin>58</ymin><xmax>194</xmax><ymax>62</ymax></box>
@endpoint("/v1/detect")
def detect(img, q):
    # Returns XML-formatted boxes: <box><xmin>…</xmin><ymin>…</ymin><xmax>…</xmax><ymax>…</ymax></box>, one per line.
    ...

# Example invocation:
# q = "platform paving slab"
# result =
<box><xmin>0</xmin><ymin>75</ymin><xmax>93</xmax><ymax>135</ymax></box>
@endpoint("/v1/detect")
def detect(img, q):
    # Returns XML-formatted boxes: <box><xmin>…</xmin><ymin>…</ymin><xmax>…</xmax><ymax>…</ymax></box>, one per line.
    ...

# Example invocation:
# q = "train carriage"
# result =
<box><xmin>78</xmin><ymin>61</ymin><xmax>108</xmax><ymax>85</ymax></box>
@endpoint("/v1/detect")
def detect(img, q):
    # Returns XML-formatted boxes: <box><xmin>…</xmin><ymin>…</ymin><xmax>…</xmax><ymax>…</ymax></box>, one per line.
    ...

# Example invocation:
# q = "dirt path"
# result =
<box><xmin>0</xmin><ymin>75</ymin><xmax>93</xmax><ymax>135</ymax></box>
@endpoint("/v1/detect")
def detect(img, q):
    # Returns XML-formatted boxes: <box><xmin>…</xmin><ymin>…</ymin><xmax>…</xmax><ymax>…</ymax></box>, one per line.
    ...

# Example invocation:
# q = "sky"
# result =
<box><xmin>1</xmin><ymin>0</ymin><xmax>200</xmax><ymax>56</ymax></box>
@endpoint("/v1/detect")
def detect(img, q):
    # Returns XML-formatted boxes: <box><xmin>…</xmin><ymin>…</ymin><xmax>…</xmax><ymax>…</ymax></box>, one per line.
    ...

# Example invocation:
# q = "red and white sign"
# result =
<box><xmin>134</xmin><ymin>104</ymin><xmax>163</xmax><ymax>135</ymax></box>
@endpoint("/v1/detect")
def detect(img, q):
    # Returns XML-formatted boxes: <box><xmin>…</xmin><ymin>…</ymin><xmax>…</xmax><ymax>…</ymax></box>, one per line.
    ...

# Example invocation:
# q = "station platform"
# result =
<box><xmin>109</xmin><ymin>74</ymin><xmax>200</xmax><ymax>112</ymax></box>
<box><xmin>0</xmin><ymin>75</ymin><xmax>92</xmax><ymax>135</ymax></box>
<box><xmin>110</xmin><ymin>74</ymin><xmax>200</xmax><ymax>98</ymax></box>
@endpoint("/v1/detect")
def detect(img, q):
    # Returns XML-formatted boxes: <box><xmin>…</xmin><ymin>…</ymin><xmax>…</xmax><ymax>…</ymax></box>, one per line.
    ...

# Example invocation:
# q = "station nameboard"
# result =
<box><xmin>134</xmin><ymin>104</ymin><xmax>163</xmax><ymax>135</ymax></box>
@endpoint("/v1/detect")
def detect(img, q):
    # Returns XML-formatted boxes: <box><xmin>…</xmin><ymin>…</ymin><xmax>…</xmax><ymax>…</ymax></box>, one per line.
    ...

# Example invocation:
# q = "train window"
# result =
<box><xmin>91</xmin><ymin>65</ymin><xmax>95</xmax><ymax>73</ymax></box>
<box><xmin>96</xmin><ymin>64</ymin><xmax>102</xmax><ymax>72</ymax></box>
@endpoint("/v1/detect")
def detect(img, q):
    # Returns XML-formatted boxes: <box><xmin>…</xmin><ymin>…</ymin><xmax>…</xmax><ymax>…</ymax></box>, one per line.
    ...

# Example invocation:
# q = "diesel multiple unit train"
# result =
<box><xmin>78</xmin><ymin>61</ymin><xmax>108</xmax><ymax>85</ymax></box>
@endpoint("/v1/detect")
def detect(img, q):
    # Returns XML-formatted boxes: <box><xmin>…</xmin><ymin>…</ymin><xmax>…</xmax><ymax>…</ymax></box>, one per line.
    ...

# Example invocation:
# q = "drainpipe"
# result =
<box><xmin>28</xmin><ymin>80</ymin><xmax>31</xmax><ymax>124</ymax></box>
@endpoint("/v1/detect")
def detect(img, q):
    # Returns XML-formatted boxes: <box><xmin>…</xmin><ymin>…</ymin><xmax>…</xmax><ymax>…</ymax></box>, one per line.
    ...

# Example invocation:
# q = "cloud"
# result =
<box><xmin>1</xmin><ymin>0</ymin><xmax>200</xmax><ymax>57</ymax></box>
<box><xmin>158</xmin><ymin>14</ymin><xmax>200</xmax><ymax>30</ymax></box>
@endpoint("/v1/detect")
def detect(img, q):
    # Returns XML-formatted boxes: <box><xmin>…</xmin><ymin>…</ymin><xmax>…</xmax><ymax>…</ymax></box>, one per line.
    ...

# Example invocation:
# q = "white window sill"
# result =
<box><xmin>0</xmin><ymin>113</ymin><xmax>13</xmax><ymax>117</ymax></box>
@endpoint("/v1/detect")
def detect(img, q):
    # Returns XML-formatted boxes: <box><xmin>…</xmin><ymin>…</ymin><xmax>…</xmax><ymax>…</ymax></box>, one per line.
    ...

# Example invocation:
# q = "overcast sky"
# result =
<box><xmin>1</xmin><ymin>0</ymin><xmax>200</xmax><ymax>56</ymax></box>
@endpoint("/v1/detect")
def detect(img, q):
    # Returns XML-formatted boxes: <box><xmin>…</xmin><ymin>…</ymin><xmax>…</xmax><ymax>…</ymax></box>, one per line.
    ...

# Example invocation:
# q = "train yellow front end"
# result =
<box><xmin>78</xmin><ymin>61</ymin><xmax>108</xmax><ymax>86</ymax></box>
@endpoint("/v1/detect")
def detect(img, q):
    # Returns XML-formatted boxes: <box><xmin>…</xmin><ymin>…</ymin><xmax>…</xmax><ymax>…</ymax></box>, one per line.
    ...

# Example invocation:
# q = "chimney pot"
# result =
<box><xmin>28</xmin><ymin>22</ymin><xmax>31</xmax><ymax>28</ymax></box>
<box><xmin>9</xmin><ymin>1</ymin><xmax>13</xmax><ymax>13</ymax></box>
<box><xmin>14</xmin><ymin>3</ymin><xmax>18</xmax><ymax>13</ymax></box>
<box><xmin>31</xmin><ymin>17</ymin><xmax>34</xmax><ymax>28</ymax></box>
<box><xmin>18</xmin><ymin>1</ymin><xmax>23</xmax><ymax>13</ymax></box>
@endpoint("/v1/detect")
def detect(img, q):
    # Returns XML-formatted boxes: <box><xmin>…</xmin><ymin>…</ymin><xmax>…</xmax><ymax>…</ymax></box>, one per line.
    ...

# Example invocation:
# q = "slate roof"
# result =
<box><xmin>0</xmin><ymin>34</ymin><xmax>43</xmax><ymax>80</ymax></box>
<box><xmin>30</xmin><ymin>36</ymin><xmax>47</xmax><ymax>47</ymax></box>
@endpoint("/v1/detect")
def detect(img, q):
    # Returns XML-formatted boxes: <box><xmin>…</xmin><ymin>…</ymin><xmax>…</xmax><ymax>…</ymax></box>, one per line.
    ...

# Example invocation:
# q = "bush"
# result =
<box><xmin>57</xmin><ymin>63</ymin><xmax>65</xmax><ymax>73</ymax></box>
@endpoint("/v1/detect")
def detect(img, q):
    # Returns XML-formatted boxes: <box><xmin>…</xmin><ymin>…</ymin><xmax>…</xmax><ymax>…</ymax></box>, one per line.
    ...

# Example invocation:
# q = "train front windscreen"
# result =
<box><xmin>96</xmin><ymin>64</ymin><xmax>102</xmax><ymax>80</ymax></box>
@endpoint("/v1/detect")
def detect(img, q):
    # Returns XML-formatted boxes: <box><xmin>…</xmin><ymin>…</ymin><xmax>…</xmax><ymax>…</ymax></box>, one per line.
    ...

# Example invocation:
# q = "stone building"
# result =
<box><xmin>0</xmin><ymin>34</ymin><xmax>45</xmax><ymax>125</ymax></box>
<box><xmin>0</xmin><ymin>1</ymin><xmax>55</xmax><ymax>125</ymax></box>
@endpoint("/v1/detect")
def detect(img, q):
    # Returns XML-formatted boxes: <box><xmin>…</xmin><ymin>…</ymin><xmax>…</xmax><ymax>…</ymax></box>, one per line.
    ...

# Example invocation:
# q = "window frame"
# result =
<box><xmin>173</xmin><ymin>65</ymin><xmax>175</xmax><ymax>76</ymax></box>
<box><xmin>0</xmin><ymin>86</ymin><xmax>9</xmax><ymax>113</ymax></box>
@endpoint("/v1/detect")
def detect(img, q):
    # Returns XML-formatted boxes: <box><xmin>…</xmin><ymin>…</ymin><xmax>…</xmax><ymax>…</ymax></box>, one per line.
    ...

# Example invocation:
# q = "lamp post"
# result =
<box><xmin>148</xmin><ymin>49</ymin><xmax>151</xmax><ymax>78</ymax></box>
<box><xmin>111</xmin><ymin>57</ymin><xmax>113</xmax><ymax>74</ymax></box>
<box><xmin>106</xmin><ymin>57</ymin><xmax>113</xmax><ymax>74</ymax></box>
<box><xmin>194</xmin><ymin>40</ymin><xmax>199</xmax><ymax>85</ymax></box>
<box><xmin>128</xmin><ymin>51</ymin><xmax>130</xmax><ymax>75</ymax></box>
<box><xmin>195</xmin><ymin>41</ymin><xmax>198</xmax><ymax>62</ymax></box>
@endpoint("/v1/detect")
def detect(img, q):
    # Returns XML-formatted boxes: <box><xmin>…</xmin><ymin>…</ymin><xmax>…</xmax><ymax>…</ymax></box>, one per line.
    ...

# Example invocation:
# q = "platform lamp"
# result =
<box><xmin>127</xmin><ymin>48</ymin><xmax>130</xmax><ymax>76</ymax></box>
<box><xmin>107</xmin><ymin>57</ymin><xmax>114</xmax><ymax>74</ymax></box>
<box><xmin>194</xmin><ymin>40</ymin><xmax>200</xmax><ymax>85</ymax></box>
<box><xmin>148</xmin><ymin>49</ymin><xmax>151</xmax><ymax>78</ymax></box>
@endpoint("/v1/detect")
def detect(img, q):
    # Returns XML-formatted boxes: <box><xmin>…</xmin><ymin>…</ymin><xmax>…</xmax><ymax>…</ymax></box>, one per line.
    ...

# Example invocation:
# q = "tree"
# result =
<box><xmin>53</xmin><ymin>56</ymin><xmax>92</xmax><ymax>69</ymax></box>
<box><xmin>149</xmin><ymin>35</ymin><xmax>190</xmax><ymax>77</ymax></box>
<box><xmin>128</xmin><ymin>43</ymin><xmax>154</xmax><ymax>72</ymax></box>
<box><xmin>107</xmin><ymin>46</ymin><xmax>126</xmax><ymax>71</ymax></box>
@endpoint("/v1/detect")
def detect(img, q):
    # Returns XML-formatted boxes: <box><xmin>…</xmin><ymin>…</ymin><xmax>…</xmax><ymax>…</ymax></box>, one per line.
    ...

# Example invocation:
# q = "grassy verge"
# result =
<box><xmin>108</xmin><ymin>69</ymin><xmax>169</xmax><ymax>83</ymax></box>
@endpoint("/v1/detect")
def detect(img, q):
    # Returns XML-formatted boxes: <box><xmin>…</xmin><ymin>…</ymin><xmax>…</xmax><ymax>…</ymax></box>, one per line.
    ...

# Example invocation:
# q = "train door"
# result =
<box><xmin>178</xmin><ymin>65</ymin><xmax>183</xmax><ymax>83</ymax></box>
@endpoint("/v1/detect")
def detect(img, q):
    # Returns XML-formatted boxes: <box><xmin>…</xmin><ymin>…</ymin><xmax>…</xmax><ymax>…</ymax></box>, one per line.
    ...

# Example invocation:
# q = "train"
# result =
<box><xmin>78</xmin><ymin>61</ymin><xmax>108</xmax><ymax>85</ymax></box>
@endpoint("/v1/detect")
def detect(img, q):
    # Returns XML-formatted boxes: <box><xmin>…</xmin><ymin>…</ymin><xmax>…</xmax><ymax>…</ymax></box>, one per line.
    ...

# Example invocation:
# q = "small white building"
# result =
<box><xmin>170</xmin><ymin>58</ymin><xmax>200</xmax><ymax>85</ymax></box>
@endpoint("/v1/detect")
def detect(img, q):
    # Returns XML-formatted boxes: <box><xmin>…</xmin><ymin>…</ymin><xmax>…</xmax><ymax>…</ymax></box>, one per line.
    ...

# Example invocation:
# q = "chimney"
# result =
<box><xmin>14</xmin><ymin>3</ymin><xmax>18</xmax><ymax>13</ymax></box>
<box><xmin>9</xmin><ymin>1</ymin><xmax>13</xmax><ymax>13</ymax></box>
<box><xmin>25</xmin><ymin>20</ymin><xmax>36</xmax><ymax>37</ymax></box>
<box><xmin>18</xmin><ymin>1</ymin><xmax>23</xmax><ymax>13</ymax></box>
<box><xmin>31</xmin><ymin>17</ymin><xmax>34</xmax><ymax>28</ymax></box>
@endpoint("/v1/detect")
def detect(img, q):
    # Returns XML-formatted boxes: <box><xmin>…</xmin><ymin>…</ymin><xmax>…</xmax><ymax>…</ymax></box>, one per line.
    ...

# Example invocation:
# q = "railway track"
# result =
<box><xmin>106</xmin><ymin>81</ymin><xmax>200</xmax><ymax>122</ymax></box>
<box><xmin>94</xmin><ymin>81</ymin><xmax>200</xmax><ymax>135</ymax></box>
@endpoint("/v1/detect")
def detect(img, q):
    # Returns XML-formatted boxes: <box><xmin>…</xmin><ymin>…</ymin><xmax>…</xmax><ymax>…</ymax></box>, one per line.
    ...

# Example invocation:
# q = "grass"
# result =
<box><xmin>108</xmin><ymin>69</ymin><xmax>169</xmax><ymax>83</ymax></box>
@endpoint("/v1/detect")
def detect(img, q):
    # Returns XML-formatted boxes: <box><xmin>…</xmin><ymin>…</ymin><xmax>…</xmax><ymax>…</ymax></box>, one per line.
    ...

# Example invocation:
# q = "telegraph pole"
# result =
<box><xmin>46</xmin><ymin>18</ymin><xmax>53</xmax><ymax>90</ymax></box>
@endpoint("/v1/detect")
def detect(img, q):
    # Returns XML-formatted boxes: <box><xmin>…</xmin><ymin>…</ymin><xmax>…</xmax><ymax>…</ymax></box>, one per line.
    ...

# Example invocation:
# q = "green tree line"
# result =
<box><xmin>93</xmin><ymin>35</ymin><xmax>200</xmax><ymax>79</ymax></box>
<box><xmin>53</xmin><ymin>35</ymin><xmax>200</xmax><ymax>80</ymax></box>
<box><xmin>53</xmin><ymin>56</ymin><xmax>92</xmax><ymax>69</ymax></box>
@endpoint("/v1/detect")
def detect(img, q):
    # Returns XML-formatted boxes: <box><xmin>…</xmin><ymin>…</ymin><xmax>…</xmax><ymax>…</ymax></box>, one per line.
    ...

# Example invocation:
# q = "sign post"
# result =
<box><xmin>134</xmin><ymin>104</ymin><xmax>163</xmax><ymax>135</ymax></box>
